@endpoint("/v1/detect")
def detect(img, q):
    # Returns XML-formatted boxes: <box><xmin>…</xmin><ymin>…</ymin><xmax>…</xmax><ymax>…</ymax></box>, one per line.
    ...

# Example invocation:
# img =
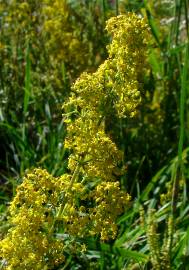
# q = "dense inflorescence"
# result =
<box><xmin>64</xmin><ymin>13</ymin><xmax>149</xmax><ymax>174</ymax></box>
<box><xmin>0</xmin><ymin>13</ymin><xmax>149</xmax><ymax>269</ymax></box>
<box><xmin>146</xmin><ymin>209</ymin><xmax>172</xmax><ymax>270</ymax></box>
<box><xmin>0</xmin><ymin>169</ymin><xmax>64</xmax><ymax>270</ymax></box>
<box><xmin>62</xmin><ymin>13</ymin><xmax>149</xmax><ymax>239</ymax></box>
<box><xmin>42</xmin><ymin>0</ymin><xmax>102</xmax><ymax>77</ymax></box>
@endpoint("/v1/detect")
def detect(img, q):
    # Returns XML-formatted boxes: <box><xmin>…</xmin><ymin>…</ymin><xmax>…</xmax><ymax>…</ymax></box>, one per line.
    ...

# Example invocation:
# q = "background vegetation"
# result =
<box><xmin>0</xmin><ymin>0</ymin><xmax>189</xmax><ymax>269</ymax></box>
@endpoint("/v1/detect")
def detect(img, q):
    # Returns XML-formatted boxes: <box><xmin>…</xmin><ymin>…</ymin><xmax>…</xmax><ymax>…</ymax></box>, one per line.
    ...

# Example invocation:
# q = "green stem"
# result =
<box><xmin>116</xmin><ymin>0</ymin><xmax>119</xmax><ymax>16</ymax></box>
<box><xmin>170</xmin><ymin>42</ymin><xmax>189</xmax><ymax>251</ymax></box>
<box><xmin>49</xmin><ymin>162</ymin><xmax>81</xmax><ymax>234</ymax></box>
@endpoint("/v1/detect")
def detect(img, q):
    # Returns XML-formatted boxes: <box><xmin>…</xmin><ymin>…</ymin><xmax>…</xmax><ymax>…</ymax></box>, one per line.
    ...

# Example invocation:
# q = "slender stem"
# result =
<box><xmin>184</xmin><ymin>0</ymin><xmax>189</xmax><ymax>38</ymax></box>
<box><xmin>175</xmin><ymin>0</ymin><xmax>182</xmax><ymax>45</ymax></box>
<box><xmin>115</xmin><ymin>0</ymin><xmax>119</xmax><ymax>16</ymax></box>
<box><xmin>49</xmin><ymin>161</ymin><xmax>81</xmax><ymax>234</ymax></box>
<box><xmin>170</xmin><ymin>42</ymin><xmax>189</xmax><ymax>250</ymax></box>
<box><xmin>102</xmin><ymin>0</ymin><xmax>106</xmax><ymax>23</ymax></box>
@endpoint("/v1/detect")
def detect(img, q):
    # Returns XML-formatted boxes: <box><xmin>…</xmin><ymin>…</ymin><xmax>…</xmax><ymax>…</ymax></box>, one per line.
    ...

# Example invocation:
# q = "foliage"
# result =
<box><xmin>0</xmin><ymin>0</ymin><xmax>108</xmax><ymax>179</ymax></box>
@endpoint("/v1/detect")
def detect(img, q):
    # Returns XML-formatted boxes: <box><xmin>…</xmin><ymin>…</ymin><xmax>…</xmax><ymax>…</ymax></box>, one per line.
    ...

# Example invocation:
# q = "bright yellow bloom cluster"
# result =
<box><xmin>65</xmin><ymin>114</ymin><xmax>123</xmax><ymax>181</ymax></box>
<box><xmin>65</xmin><ymin>13</ymin><xmax>148</xmax><ymax>116</ymax></box>
<box><xmin>58</xmin><ymin>174</ymin><xmax>130</xmax><ymax>241</ymax></box>
<box><xmin>64</xmin><ymin>13</ymin><xmax>148</xmax><ymax>178</ymax></box>
<box><xmin>105</xmin><ymin>14</ymin><xmax>149</xmax><ymax>117</ymax></box>
<box><xmin>0</xmin><ymin>169</ymin><xmax>64</xmax><ymax>270</ymax></box>
<box><xmin>89</xmin><ymin>182</ymin><xmax>130</xmax><ymax>240</ymax></box>
<box><xmin>63</xmin><ymin>13</ymin><xmax>148</xmax><ymax>240</ymax></box>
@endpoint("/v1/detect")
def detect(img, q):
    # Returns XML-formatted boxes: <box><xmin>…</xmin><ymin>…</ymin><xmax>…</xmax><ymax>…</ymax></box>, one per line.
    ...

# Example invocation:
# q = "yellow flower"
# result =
<box><xmin>62</xmin><ymin>13</ymin><xmax>148</xmax><ymax>240</ymax></box>
<box><xmin>0</xmin><ymin>169</ymin><xmax>64</xmax><ymax>270</ymax></box>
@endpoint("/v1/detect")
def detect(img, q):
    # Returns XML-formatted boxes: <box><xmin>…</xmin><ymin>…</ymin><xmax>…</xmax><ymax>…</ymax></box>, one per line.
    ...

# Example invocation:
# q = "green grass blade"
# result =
<box><xmin>143</xmin><ymin>1</ymin><xmax>161</xmax><ymax>48</ymax></box>
<box><xmin>23</xmin><ymin>42</ymin><xmax>31</xmax><ymax>117</ymax></box>
<box><xmin>178</xmin><ymin>43</ymin><xmax>189</xmax><ymax>168</ymax></box>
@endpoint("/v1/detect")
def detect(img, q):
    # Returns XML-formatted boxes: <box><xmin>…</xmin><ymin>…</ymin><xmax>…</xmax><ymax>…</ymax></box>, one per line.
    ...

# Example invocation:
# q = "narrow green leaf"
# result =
<box><xmin>24</xmin><ymin>42</ymin><xmax>31</xmax><ymax>116</ymax></box>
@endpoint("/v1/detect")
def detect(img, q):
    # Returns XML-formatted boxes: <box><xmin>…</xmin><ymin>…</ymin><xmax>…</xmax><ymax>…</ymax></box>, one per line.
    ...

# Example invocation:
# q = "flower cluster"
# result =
<box><xmin>146</xmin><ymin>209</ymin><xmax>172</xmax><ymax>270</ymax></box>
<box><xmin>62</xmin><ymin>13</ymin><xmax>148</xmax><ymax>240</ymax></box>
<box><xmin>105</xmin><ymin>14</ymin><xmax>149</xmax><ymax>117</ymax></box>
<box><xmin>42</xmin><ymin>0</ymin><xmax>106</xmax><ymax>77</ymax></box>
<box><xmin>57</xmin><ymin>175</ymin><xmax>130</xmax><ymax>241</ymax></box>
<box><xmin>0</xmin><ymin>169</ymin><xmax>64</xmax><ymax>270</ymax></box>
<box><xmin>0</xmin><ymin>0</ymin><xmax>107</xmax><ymax>124</ymax></box>
<box><xmin>89</xmin><ymin>182</ymin><xmax>131</xmax><ymax>240</ymax></box>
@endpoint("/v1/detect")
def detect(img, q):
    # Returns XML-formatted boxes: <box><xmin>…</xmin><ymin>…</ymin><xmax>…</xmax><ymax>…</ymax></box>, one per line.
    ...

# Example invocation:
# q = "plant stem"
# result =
<box><xmin>49</xmin><ymin>161</ymin><xmax>81</xmax><ymax>234</ymax></box>
<box><xmin>116</xmin><ymin>0</ymin><xmax>119</xmax><ymax>16</ymax></box>
<box><xmin>171</xmin><ymin>42</ymin><xmax>189</xmax><ymax>250</ymax></box>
